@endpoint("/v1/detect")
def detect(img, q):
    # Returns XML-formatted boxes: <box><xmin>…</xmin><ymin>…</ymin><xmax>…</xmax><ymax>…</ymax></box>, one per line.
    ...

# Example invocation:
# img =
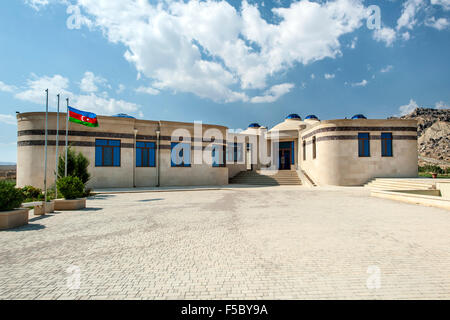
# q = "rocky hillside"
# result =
<box><xmin>392</xmin><ymin>108</ymin><xmax>449</xmax><ymax>168</ymax></box>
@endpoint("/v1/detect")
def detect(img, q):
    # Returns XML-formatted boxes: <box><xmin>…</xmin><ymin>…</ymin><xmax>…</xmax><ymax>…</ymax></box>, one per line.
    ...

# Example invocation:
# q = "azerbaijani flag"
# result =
<box><xmin>68</xmin><ymin>106</ymin><xmax>99</xmax><ymax>127</ymax></box>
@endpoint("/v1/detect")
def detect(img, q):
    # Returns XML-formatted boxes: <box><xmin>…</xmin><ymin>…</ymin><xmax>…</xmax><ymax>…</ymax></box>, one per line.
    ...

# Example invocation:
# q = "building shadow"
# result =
<box><xmin>80</xmin><ymin>207</ymin><xmax>103</xmax><ymax>211</ymax></box>
<box><xmin>89</xmin><ymin>194</ymin><xmax>117</xmax><ymax>200</ymax></box>
<box><xmin>138</xmin><ymin>198</ymin><xmax>164</xmax><ymax>202</ymax></box>
<box><xmin>1</xmin><ymin>223</ymin><xmax>45</xmax><ymax>232</ymax></box>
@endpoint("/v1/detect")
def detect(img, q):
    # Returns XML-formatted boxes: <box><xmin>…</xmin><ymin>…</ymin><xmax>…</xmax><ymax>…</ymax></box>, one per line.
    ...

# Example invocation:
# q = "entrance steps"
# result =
<box><xmin>229</xmin><ymin>170</ymin><xmax>302</xmax><ymax>186</ymax></box>
<box><xmin>364</xmin><ymin>178</ymin><xmax>438</xmax><ymax>191</ymax></box>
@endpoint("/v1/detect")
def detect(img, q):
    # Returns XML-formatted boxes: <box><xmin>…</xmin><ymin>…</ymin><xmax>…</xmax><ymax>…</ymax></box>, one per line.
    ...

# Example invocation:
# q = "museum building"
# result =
<box><xmin>16</xmin><ymin>112</ymin><xmax>418</xmax><ymax>188</ymax></box>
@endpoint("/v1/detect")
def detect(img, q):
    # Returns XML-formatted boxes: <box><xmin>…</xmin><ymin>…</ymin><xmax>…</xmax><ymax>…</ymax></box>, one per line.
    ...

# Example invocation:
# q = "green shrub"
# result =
<box><xmin>58</xmin><ymin>147</ymin><xmax>91</xmax><ymax>184</ymax></box>
<box><xmin>419</xmin><ymin>165</ymin><xmax>445</xmax><ymax>174</ymax></box>
<box><xmin>56</xmin><ymin>176</ymin><xmax>85</xmax><ymax>200</ymax></box>
<box><xmin>0</xmin><ymin>181</ymin><xmax>25</xmax><ymax>211</ymax></box>
<box><xmin>21</xmin><ymin>185</ymin><xmax>42</xmax><ymax>202</ymax></box>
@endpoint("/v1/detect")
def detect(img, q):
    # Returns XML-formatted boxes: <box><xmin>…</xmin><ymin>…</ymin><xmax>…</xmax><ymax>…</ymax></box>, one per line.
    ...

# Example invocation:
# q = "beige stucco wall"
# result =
<box><xmin>17</xmin><ymin>112</ymin><xmax>229</xmax><ymax>189</ymax></box>
<box><xmin>299</xmin><ymin>119</ymin><xmax>418</xmax><ymax>186</ymax></box>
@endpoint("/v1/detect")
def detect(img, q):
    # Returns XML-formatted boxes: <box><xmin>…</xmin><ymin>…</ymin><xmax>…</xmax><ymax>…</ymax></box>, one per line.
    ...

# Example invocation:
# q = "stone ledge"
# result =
<box><xmin>371</xmin><ymin>190</ymin><xmax>450</xmax><ymax>210</ymax></box>
<box><xmin>54</xmin><ymin>198</ymin><xmax>86</xmax><ymax>211</ymax></box>
<box><xmin>34</xmin><ymin>201</ymin><xmax>55</xmax><ymax>215</ymax></box>
<box><xmin>0</xmin><ymin>208</ymin><xmax>30</xmax><ymax>230</ymax></box>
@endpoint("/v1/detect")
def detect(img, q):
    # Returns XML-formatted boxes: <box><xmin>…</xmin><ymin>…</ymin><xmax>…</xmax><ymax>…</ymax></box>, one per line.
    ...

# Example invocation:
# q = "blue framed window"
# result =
<box><xmin>171</xmin><ymin>142</ymin><xmax>191</xmax><ymax>167</ymax></box>
<box><xmin>358</xmin><ymin>133</ymin><xmax>370</xmax><ymax>157</ymax></box>
<box><xmin>291</xmin><ymin>141</ymin><xmax>295</xmax><ymax>164</ymax></box>
<box><xmin>136</xmin><ymin>141</ymin><xmax>156</xmax><ymax>167</ymax></box>
<box><xmin>381</xmin><ymin>133</ymin><xmax>393</xmax><ymax>157</ymax></box>
<box><xmin>95</xmin><ymin>139</ymin><xmax>121</xmax><ymax>167</ymax></box>
<box><xmin>227</xmin><ymin>143</ymin><xmax>243</xmax><ymax>163</ymax></box>
<box><xmin>212</xmin><ymin>144</ymin><xmax>224</xmax><ymax>167</ymax></box>
<box><xmin>312</xmin><ymin>137</ymin><xmax>316</xmax><ymax>159</ymax></box>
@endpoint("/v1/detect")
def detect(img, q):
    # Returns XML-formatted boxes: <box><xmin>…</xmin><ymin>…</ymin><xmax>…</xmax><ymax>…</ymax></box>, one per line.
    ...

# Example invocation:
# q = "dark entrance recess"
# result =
<box><xmin>278</xmin><ymin>141</ymin><xmax>294</xmax><ymax>170</ymax></box>
<box><xmin>279</xmin><ymin>149</ymin><xmax>291</xmax><ymax>170</ymax></box>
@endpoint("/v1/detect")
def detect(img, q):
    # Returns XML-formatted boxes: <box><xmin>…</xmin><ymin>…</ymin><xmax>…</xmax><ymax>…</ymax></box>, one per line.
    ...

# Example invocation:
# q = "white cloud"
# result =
<box><xmin>14</xmin><ymin>73</ymin><xmax>140</xmax><ymax>116</ymax></box>
<box><xmin>250</xmin><ymin>83</ymin><xmax>294</xmax><ymax>103</ymax></box>
<box><xmin>74</xmin><ymin>93</ymin><xmax>139</xmax><ymax>115</ymax></box>
<box><xmin>380</xmin><ymin>65</ymin><xmax>394</xmax><ymax>73</ymax></box>
<box><xmin>399</xmin><ymin>99</ymin><xmax>449</xmax><ymax>115</ymax></box>
<box><xmin>25</xmin><ymin>0</ymin><xmax>50</xmax><ymax>10</ymax></box>
<box><xmin>399</xmin><ymin>99</ymin><xmax>419</xmax><ymax>115</ymax></box>
<box><xmin>66</xmin><ymin>0</ymin><xmax>369</xmax><ymax>103</ymax></box>
<box><xmin>349</xmin><ymin>36</ymin><xmax>358</xmax><ymax>49</ymax></box>
<box><xmin>425</xmin><ymin>17</ymin><xmax>450</xmax><ymax>30</ymax></box>
<box><xmin>136</xmin><ymin>86</ymin><xmax>160</xmax><ymax>95</ymax></box>
<box><xmin>435</xmin><ymin>101</ymin><xmax>449</xmax><ymax>109</ymax></box>
<box><xmin>396</xmin><ymin>0</ymin><xmax>426</xmax><ymax>31</ymax></box>
<box><xmin>80</xmin><ymin>71</ymin><xmax>107</xmax><ymax>93</ymax></box>
<box><xmin>373</xmin><ymin>27</ymin><xmax>396</xmax><ymax>46</ymax></box>
<box><xmin>0</xmin><ymin>81</ymin><xmax>17</xmax><ymax>93</ymax></box>
<box><xmin>351</xmin><ymin>79</ymin><xmax>368</xmax><ymax>87</ymax></box>
<box><xmin>0</xmin><ymin>114</ymin><xmax>17</xmax><ymax>125</ymax></box>
<box><xmin>116</xmin><ymin>84</ymin><xmax>125</xmax><ymax>94</ymax></box>
<box><xmin>15</xmin><ymin>74</ymin><xmax>72</xmax><ymax>106</ymax></box>
<box><xmin>401</xmin><ymin>31</ymin><xmax>411</xmax><ymax>40</ymax></box>
<box><xmin>324</xmin><ymin>73</ymin><xmax>335</xmax><ymax>79</ymax></box>
<box><xmin>431</xmin><ymin>0</ymin><xmax>450</xmax><ymax>11</ymax></box>
<box><xmin>310</xmin><ymin>73</ymin><xmax>316</xmax><ymax>79</ymax></box>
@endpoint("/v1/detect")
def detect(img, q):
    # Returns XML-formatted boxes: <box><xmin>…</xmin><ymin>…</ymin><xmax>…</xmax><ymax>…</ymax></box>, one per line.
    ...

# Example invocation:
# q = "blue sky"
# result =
<box><xmin>0</xmin><ymin>0</ymin><xmax>449</xmax><ymax>162</ymax></box>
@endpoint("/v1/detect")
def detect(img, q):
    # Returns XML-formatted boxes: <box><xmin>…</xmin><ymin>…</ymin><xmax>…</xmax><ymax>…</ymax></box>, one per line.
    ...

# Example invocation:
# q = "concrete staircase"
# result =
<box><xmin>364</xmin><ymin>178</ymin><xmax>437</xmax><ymax>191</ymax></box>
<box><xmin>229</xmin><ymin>170</ymin><xmax>302</xmax><ymax>186</ymax></box>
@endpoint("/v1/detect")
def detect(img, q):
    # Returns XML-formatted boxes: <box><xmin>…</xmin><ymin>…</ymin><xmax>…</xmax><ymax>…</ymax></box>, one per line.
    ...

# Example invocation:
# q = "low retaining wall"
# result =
<box><xmin>0</xmin><ymin>208</ymin><xmax>29</xmax><ymax>230</ymax></box>
<box><xmin>54</xmin><ymin>198</ymin><xmax>86</xmax><ymax>210</ymax></box>
<box><xmin>371</xmin><ymin>190</ymin><xmax>450</xmax><ymax>210</ymax></box>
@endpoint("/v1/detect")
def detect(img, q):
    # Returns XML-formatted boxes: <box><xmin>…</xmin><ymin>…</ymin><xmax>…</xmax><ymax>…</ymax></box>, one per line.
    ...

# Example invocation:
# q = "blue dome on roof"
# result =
<box><xmin>285</xmin><ymin>113</ymin><xmax>301</xmax><ymax>120</ymax></box>
<box><xmin>305</xmin><ymin>114</ymin><xmax>319</xmax><ymax>120</ymax></box>
<box><xmin>351</xmin><ymin>114</ymin><xmax>367</xmax><ymax>119</ymax></box>
<box><xmin>113</xmin><ymin>113</ymin><xmax>135</xmax><ymax>119</ymax></box>
<box><xmin>248</xmin><ymin>123</ymin><xmax>261</xmax><ymax>128</ymax></box>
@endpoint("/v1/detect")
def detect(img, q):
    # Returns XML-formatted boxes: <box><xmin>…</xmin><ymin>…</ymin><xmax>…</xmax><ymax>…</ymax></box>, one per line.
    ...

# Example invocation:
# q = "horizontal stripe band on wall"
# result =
<box><xmin>18</xmin><ymin>140</ymin><xmax>134</xmax><ymax>148</ymax></box>
<box><xmin>304</xmin><ymin>134</ymin><xmax>417</xmax><ymax>144</ymax></box>
<box><xmin>302</xmin><ymin>126</ymin><xmax>417</xmax><ymax>140</ymax></box>
<box><xmin>18</xmin><ymin>140</ymin><xmax>227</xmax><ymax>150</ymax></box>
<box><xmin>18</xmin><ymin>130</ymin><xmax>226</xmax><ymax>144</ymax></box>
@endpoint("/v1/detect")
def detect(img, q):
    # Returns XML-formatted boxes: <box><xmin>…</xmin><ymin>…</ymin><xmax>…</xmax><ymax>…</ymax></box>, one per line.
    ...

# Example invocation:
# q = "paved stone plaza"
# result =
<box><xmin>0</xmin><ymin>186</ymin><xmax>449</xmax><ymax>300</ymax></box>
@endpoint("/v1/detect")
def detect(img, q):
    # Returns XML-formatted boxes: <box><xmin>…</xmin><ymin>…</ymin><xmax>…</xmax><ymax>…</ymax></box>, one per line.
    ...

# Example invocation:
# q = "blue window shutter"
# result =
<box><xmin>365</xmin><ymin>135</ymin><xmax>370</xmax><ymax>156</ymax></box>
<box><xmin>136</xmin><ymin>148</ymin><xmax>142</xmax><ymax>167</ymax></box>
<box><xmin>358</xmin><ymin>133</ymin><xmax>370</xmax><ymax>157</ymax></box>
<box><xmin>183</xmin><ymin>143</ymin><xmax>191</xmax><ymax>166</ymax></box>
<box><xmin>95</xmin><ymin>146</ymin><xmax>102</xmax><ymax>166</ymax></box>
<box><xmin>103</xmin><ymin>147</ymin><xmax>113</xmax><ymax>166</ymax></box>
<box><xmin>113</xmin><ymin>146</ymin><xmax>120</xmax><ymax>166</ymax></box>
<box><xmin>387</xmin><ymin>137</ymin><xmax>392</xmax><ymax>156</ymax></box>
<box><xmin>171</xmin><ymin>142</ymin><xmax>180</xmax><ymax>166</ymax></box>
<box><xmin>142</xmin><ymin>148</ymin><xmax>149</xmax><ymax>167</ymax></box>
<box><xmin>291</xmin><ymin>141</ymin><xmax>295</xmax><ymax>164</ymax></box>
<box><xmin>149</xmin><ymin>147</ymin><xmax>155</xmax><ymax>167</ymax></box>
<box><xmin>96</xmin><ymin>139</ymin><xmax>107</xmax><ymax>146</ymax></box>
<box><xmin>212</xmin><ymin>147</ymin><xmax>217</xmax><ymax>167</ymax></box>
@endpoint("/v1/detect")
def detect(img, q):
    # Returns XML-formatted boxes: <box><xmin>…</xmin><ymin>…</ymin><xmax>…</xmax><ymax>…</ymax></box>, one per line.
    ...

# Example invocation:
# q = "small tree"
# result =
<box><xmin>58</xmin><ymin>147</ymin><xmax>91</xmax><ymax>184</ymax></box>
<box><xmin>0</xmin><ymin>181</ymin><xmax>24</xmax><ymax>211</ymax></box>
<box><xmin>57</xmin><ymin>176</ymin><xmax>85</xmax><ymax>200</ymax></box>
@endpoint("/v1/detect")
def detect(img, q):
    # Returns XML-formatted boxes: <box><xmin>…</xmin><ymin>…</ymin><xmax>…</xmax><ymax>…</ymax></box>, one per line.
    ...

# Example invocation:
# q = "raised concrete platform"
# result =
<box><xmin>0</xmin><ymin>208</ymin><xmax>30</xmax><ymax>230</ymax></box>
<box><xmin>371</xmin><ymin>190</ymin><xmax>450</xmax><ymax>210</ymax></box>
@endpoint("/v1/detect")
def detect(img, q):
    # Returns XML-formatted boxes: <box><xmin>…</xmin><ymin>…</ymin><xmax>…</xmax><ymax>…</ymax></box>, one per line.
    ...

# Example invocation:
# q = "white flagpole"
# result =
<box><xmin>55</xmin><ymin>94</ymin><xmax>60</xmax><ymax>199</ymax></box>
<box><xmin>44</xmin><ymin>89</ymin><xmax>49</xmax><ymax>204</ymax></box>
<box><xmin>65</xmin><ymin>98</ymin><xmax>69</xmax><ymax>177</ymax></box>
